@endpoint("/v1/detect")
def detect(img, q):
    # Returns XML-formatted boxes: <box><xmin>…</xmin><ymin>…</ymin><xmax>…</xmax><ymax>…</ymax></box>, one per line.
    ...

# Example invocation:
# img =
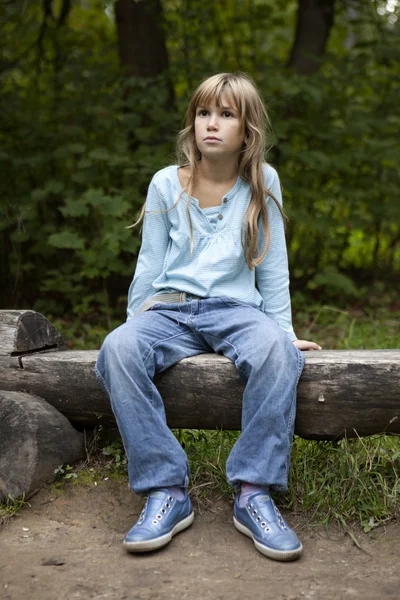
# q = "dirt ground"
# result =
<box><xmin>0</xmin><ymin>480</ymin><xmax>399</xmax><ymax>600</ymax></box>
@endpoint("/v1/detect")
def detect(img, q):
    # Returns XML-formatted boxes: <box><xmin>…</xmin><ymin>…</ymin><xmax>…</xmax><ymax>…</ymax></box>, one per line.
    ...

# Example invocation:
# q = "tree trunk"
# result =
<box><xmin>1</xmin><ymin>310</ymin><xmax>399</xmax><ymax>441</ymax></box>
<box><xmin>114</xmin><ymin>0</ymin><xmax>169</xmax><ymax>78</ymax></box>
<box><xmin>287</xmin><ymin>0</ymin><xmax>335</xmax><ymax>74</ymax></box>
<box><xmin>1</xmin><ymin>347</ymin><xmax>400</xmax><ymax>441</ymax></box>
<box><xmin>114</xmin><ymin>0</ymin><xmax>174</xmax><ymax>151</ymax></box>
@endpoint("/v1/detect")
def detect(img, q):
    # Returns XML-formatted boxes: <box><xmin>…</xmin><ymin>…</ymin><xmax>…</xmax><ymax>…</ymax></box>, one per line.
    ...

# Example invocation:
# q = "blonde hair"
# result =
<box><xmin>134</xmin><ymin>72</ymin><xmax>285</xmax><ymax>268</ymax></box>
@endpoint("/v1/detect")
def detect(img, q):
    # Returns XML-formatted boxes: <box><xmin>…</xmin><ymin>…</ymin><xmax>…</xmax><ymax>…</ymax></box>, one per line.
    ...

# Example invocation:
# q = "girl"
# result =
<box><xmin>95</xmin><ymin>72</ymin><xmax>320</xmax><ymax>562</ymax></box>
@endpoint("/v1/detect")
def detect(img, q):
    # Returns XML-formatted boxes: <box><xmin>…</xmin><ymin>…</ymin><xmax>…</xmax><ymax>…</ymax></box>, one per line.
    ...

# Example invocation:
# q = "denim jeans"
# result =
<box><xmin>95</xmin><ymin>296</ymin><xmax>304</xmax><ymax>495</ymax></box>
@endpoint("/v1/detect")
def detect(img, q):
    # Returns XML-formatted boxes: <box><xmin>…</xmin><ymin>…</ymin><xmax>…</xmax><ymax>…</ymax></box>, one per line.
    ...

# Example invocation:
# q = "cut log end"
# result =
<box><xmin>0</xmin><ymin>310</ymin><xmax>66</xmax><ymax>357</ymax></box>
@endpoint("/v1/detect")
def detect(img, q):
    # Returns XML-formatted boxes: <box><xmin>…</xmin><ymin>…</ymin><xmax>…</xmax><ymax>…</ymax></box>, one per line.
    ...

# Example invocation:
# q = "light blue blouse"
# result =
<box><xmin>127</xmin><ymin>164</ymin><xmax>296</xmax><ymax>341</ymax></box>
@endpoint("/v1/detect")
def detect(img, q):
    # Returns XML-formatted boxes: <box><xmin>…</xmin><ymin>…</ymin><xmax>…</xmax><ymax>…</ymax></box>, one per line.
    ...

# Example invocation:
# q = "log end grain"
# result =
<box><xmin>0</xmin><ymin>310</ymin><xmax>66</xmax><ymax>356</ymax></box>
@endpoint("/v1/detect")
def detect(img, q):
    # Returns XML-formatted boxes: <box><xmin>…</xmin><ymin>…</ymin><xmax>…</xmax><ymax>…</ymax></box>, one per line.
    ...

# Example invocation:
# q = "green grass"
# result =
<box><xmin>0</xmin><ymin>496</ymin><xmax>31</xmax><ymax>525</ymax></box>
<box><xmin>285</xmin><ymin>435</ymin><xmax>400</xmax><ymax>532</ymax></box>
<box><xmin>294</xmin><ymin>303</ymin><xmax>400</xmax><ymax>350</ymax></box>
<box><xmin>171</xmin><ymin>430</ymin><xmax>400</xmax><ymax>533</ymax></box>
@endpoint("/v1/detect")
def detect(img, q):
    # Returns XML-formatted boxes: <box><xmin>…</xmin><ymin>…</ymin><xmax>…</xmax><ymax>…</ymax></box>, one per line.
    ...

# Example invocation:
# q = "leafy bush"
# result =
<box><xmin>1</xmin><ymin>0</ymin><xmax>399</xmax><ymax>321</ymax></box>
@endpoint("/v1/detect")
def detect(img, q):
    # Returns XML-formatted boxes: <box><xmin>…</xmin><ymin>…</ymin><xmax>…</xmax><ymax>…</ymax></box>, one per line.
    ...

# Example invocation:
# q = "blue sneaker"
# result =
<box><xmin>123</xmin><ymin>489</ymin><xmax>194</xmax><ymax>552</ymax></box>
<box><xmin>233</xmin><ymin>492</ymin><xmax>303</xmax><ymax>561</ymax></box>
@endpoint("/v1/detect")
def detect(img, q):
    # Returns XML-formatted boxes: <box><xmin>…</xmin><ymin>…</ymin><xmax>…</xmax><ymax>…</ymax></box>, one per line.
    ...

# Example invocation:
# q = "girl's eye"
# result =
<box><xmin>197</xmin><ymin>109</ymin><xmax>234</xmax><ymax>117</ymax></box>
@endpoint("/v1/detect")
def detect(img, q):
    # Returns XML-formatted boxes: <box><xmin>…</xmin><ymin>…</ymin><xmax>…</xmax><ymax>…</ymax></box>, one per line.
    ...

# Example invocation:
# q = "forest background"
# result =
<box><xmin>1</xmin><ymin>0</ymin><xmax>399</xmax><ymax>340</ymax></box>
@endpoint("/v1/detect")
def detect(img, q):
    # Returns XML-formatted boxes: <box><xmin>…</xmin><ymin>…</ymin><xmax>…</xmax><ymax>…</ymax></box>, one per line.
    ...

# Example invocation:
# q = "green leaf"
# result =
<box><xmin>60</xmin><ymin>197</ymin><xmax>90</xmax><ymax>217</ymax></box>
<box><xmin>48</xmin><ymin>231</ymin><xmax>85</xmax><ymax>250</ymax></box>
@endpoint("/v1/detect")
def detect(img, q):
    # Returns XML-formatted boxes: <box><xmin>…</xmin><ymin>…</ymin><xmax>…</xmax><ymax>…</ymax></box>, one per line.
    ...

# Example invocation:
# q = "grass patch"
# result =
<box><xmin>284</xmin><ymin>435</ymin><xmax>400</xmax><ymax>532</ymax></box>
<box><xmin>49</xmin><ymin>429</ymin><xmax>129</xmax><ymax>495</ymax></box>
<box><xmin>0</xmin><ymin>496</ymin><xmax>31</xmax><ymax>526</ymax></box>
<box><xmin>172</xmin><ymin>429</ymin><xmax>400</xmax><ymax>532</ymax></box>
<box><xmin>294</xmin><ymin>304</ymin><xmax>400</xmax><ymax>350</ymax></box>
<box><xmin>175</xmin><ymin>429</ymin><xmax>239</xmax><ymax>501</ymax></box>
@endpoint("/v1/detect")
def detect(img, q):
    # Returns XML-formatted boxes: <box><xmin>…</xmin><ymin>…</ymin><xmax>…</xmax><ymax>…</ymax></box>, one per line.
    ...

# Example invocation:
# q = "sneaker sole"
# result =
<box><xmin>123</xmin><ymin>511</ymin><xmax>194</xmax><ymax>553</ymax></box>
<box><xmin>233</xmin><ymin>516</ymin><xmax>303</xmax><ymax>561</ymax></box>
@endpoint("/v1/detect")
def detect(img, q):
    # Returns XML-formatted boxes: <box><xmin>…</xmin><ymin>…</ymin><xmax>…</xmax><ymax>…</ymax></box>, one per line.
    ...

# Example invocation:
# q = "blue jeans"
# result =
<box><xmin>95</xmin><ymin>296</ymin><xmax>304</xmax><ymax>495</ymax></box>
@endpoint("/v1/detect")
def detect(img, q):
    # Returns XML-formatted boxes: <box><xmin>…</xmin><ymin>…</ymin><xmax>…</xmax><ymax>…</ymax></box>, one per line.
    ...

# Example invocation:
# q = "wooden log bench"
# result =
<box><xmin>1</xmin><ymin>309</ymin><xmax>399</xmax><ymax>501</ymax></box>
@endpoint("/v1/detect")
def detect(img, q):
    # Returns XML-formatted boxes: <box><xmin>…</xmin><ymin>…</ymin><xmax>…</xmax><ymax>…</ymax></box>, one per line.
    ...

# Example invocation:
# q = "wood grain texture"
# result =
<box><xmin>0</xmin><ymin>310</ymin><xmax>65</xmax><ymax>356</ymax></box>
<box><xmin>0</xmin><ymin>349</ymin><xmax>398</xmax><ymax>440</ymax></box>
<box><xmin>0</xmin><ymin>390</ymin><xmax>85</xmax><ymax>502</ymax></box>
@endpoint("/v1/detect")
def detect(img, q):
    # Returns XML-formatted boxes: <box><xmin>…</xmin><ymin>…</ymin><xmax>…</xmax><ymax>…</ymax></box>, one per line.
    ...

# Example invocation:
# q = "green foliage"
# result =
<box><xmin>174</xmin><ymin>428</ymin><xmax>239</xmax><ymax>498</ymax></box>
<box><xmin>54</xmin><ymin>464</ymin><xmax>78</xmax><ymax>479</ymax></box>
<box><xmin>102</xmin><ymin>438</ymin><xmax>128</xmax><ymax>471</ymax></box>
<box><xmin>0</xmin><ymin>0</ymin><xmax>399</xmax><ymax>319</ymax></box>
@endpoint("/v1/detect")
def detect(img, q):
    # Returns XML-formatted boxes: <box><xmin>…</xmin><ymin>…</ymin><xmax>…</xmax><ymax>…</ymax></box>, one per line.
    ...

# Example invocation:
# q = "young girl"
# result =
<box><xmin>95</xmin><ymin>72</ymin><xmax>320</xmax><ymax>562</ymax></box>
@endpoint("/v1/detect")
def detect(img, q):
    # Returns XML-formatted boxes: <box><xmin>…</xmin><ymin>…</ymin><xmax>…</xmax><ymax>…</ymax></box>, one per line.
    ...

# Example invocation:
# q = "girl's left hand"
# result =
<box><xmin>293</xmin><ymin>340</ymin><xmax>322</xmax><ymax>351</ymax></box>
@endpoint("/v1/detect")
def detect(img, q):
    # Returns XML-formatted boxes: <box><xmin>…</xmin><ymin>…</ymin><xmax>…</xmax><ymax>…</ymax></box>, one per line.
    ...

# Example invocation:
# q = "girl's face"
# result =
<box><xmin>194</xmin><ymin>93</ymin><xmax>245</xmax><ymax>161</ymax></box>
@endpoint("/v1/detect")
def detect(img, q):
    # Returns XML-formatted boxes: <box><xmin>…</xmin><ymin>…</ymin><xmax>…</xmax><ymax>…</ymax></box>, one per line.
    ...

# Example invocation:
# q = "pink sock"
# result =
<box><xmin>166</xmin><ymin>486</ymin><xmax>185</xmax><ymax>501</ymax></box>
<box><xmin>238</xmin><ymin>483</ymin><xmax>269</xmax><ymax>508</ymax></box>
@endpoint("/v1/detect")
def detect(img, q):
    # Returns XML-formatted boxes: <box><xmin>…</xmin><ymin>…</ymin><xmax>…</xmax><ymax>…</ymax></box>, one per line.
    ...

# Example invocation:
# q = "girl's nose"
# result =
<box><xmin>207</xmin><ymin>114</ymin><xmax>218</xmax><ymax>129</ymax></box>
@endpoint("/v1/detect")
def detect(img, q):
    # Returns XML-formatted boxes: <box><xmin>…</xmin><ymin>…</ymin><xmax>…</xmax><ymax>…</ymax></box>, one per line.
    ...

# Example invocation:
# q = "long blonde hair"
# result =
<box><xmin>135</xmin><ymin>72</ymin><xmax>285</xmax><ymax>268</ymax></box>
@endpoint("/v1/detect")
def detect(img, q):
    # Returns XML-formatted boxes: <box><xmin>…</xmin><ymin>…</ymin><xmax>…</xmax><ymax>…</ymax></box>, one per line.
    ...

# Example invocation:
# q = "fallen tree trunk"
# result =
<box><xmin>0</xmin><ymin>310</ymin><xmax>399</xmax><ymax>440</ymax></box>
<box><xmin>1</xmin><ymin>346</ymin><xmax>399</xmax><ymax>440</ymax></box>
<box><xmin>0</xmin><ymin>390</ymin><xmax>85</xmax><ymax>503</ymax></box>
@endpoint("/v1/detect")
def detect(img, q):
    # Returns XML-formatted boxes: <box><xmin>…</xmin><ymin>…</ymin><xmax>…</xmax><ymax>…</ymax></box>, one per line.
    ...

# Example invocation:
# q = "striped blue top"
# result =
<box><xmin>127</xmin><ymin>164</ymin><xmax>296</xmax><ymax>341</ymax></box>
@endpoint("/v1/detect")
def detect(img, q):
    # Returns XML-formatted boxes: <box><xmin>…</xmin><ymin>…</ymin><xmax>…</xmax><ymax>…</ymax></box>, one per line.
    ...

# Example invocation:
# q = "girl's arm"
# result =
<box><xmin>255</xmin><ymin>166</ymin><xmax>297</xmax><ymax>341</ymax></box>
<box><xmin>126</xmin><ymin>178</ymin><xmax>170</xmax><ymax>319</ymax></box>
<box><xmin>256</xmin><ymin>167</ymin><xmax>321</xmax><ymax>350</ymax></box>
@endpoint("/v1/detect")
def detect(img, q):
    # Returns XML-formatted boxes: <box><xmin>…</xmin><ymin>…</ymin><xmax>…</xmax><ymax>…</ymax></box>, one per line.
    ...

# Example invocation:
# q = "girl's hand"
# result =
<box><xmin>293</xmin><ymin>340</ymin><xmax>322</xmax><ymax>351</ymax></box>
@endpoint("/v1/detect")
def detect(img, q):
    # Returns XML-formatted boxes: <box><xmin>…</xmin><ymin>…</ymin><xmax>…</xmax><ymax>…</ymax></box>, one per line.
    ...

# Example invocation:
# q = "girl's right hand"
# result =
<box><xmin>293</xmin><ymin>340</ymin><xmax>322</xmax><ymax>351</ymax></box>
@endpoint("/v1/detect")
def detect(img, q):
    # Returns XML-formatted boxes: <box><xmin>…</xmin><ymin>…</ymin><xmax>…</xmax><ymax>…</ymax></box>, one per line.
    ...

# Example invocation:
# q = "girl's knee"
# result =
<box><xmin>249</xmin><ymin>318</ymin><xmax>286</xmax><ymax>351</ymax></box>
<box><xmin>242</xmin><ymin>320</ymin><xmax>297</xmax><ymax>372</ymax></box>
<box><xmin>101</xmin><ymin>322</ymin><xmax>145</xmax><ymax>358</ymax></box>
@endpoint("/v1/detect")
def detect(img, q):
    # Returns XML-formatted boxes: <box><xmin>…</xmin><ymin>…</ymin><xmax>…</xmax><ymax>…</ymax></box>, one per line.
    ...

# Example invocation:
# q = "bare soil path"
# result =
<box><xmin>1</xmin><ymin>480</ymin><xmax>399</xmax><ymax>600</ymax></box>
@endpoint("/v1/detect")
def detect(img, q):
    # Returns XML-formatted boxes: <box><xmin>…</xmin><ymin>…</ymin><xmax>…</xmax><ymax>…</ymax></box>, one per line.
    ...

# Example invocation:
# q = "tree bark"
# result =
<box><xmin>1</xmin><ymin>348</ymin><xmax>399</xmax><ymax>440</ymax></box>
<box><xmin>113</xmin><ymin>0</ymin><xmax>174</xmax><ymax>151</ymax></box>
<box><xmin>1</xmin><ymin>309</ymin><xmax>399</xmax><ymax>441</ymax></box>
<box><xmin>0</xmin><ymin>390</ymin><xmax>85</xmax><ymax>502</ymax></box>
<box><xmin>287</xmin><ymin>0</ymin><xmax>335</xmax><ymax>74</ymax></box>
<box><xmin>114</xmin><ymin>0</ymin><xmax>169</xmax><ymax>78</ymax></box>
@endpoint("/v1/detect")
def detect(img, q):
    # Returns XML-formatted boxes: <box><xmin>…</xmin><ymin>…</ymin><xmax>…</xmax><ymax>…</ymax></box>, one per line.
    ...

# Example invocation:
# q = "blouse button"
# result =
<box><xmin>223</xmin><ymin>198</ymin><xmax>228</xmax><ymax>203</ymax></box>
<box><xmin>218</xmin><ymin>214</ymin><xmax>223</xmax><ymax>220</ymax></box>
